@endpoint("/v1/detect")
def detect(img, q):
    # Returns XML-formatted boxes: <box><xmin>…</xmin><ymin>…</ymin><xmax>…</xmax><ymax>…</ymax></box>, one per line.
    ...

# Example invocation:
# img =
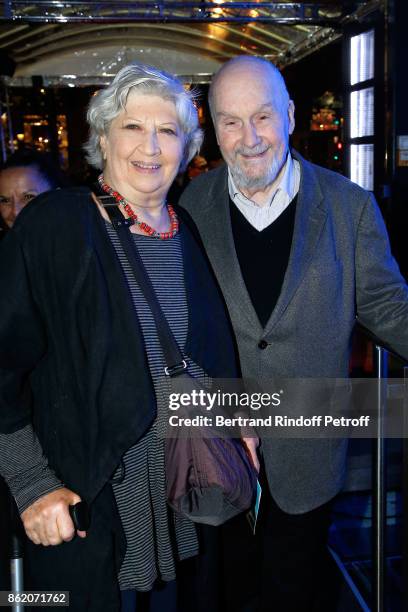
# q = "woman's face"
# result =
<box><xmin>100</xmin><ymin>93</ymin><xmax>185</xmax><ymax>205</ymax></box>
<box><xmin>0</xmin><ymin>166</ymin><xmax>51</xmax><ymax>228</ymax></box>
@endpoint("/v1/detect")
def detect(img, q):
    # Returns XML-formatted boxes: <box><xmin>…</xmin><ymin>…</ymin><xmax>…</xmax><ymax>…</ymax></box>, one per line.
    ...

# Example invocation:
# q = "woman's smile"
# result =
<box><xmin>131</xmin><ymin>160</ymin><xmax>162</xmax><ymax>172</ymax></box>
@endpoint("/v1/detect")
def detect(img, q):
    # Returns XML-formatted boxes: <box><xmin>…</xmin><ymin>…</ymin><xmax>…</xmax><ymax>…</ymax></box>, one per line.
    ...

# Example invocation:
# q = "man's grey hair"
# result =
<box><xmin>84</xmin><ymin>62</ymin><xmax>203</xmax><ymax>171</ymax></box>
<box><xmin>208</xmin><ymin>56</ymin><xmax>290</xmax><ymax>122</ymax></box>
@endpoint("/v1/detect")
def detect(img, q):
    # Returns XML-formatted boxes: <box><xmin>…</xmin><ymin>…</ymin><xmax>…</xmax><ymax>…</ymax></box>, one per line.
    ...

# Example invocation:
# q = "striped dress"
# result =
<box><xmin>106</xmin><ymin>222</ymin><xmax>208</xmax><ymax>592</ymax></box>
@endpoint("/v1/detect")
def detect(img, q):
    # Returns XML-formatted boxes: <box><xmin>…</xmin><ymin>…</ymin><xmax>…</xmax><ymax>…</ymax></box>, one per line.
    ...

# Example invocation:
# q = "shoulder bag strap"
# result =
<box><xmin>99</xmin><ymin>195</ymin><xmax>187</xmax><ymax>377</ymax></box>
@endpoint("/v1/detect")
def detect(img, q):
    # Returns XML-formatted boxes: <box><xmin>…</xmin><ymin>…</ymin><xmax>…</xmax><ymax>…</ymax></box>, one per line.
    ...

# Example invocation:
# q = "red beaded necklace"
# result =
<box><xmin>98</xmin><ymin>174</ymin><xmax>179</xmax><ymax>240</ymax></box>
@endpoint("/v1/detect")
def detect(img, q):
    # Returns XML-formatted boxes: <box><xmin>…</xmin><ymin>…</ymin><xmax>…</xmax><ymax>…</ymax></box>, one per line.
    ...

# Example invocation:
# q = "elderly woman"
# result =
<box><xmin>0</xmin><ymin>63</ymin><xmax>238</xmax><ymax>611</ymax></box>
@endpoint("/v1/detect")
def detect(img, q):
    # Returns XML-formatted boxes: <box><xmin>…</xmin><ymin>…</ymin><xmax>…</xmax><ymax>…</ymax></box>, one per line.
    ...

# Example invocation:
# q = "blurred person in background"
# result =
<box><xmin>0</xmin><ymin>149</ymin><xmax>67</xmax><ymax>238</ymax></box>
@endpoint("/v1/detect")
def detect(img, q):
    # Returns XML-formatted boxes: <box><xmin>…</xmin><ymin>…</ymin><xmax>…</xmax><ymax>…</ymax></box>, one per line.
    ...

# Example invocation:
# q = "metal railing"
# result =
<box><xmin>0</xmin><ymin>1</ymin><xmax>373</xmax><ymax>24</ymax></box>
<box><xmin>330</xmin><ymin>325</ymin><xmax>408</xmax><ymax>612</ymax></box>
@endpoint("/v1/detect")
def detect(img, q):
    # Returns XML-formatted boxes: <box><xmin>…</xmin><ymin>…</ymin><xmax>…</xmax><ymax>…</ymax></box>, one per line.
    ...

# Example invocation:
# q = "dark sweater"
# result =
<box><xmin>230</xmin><ymin>195</ymin><xmax>297</xmax><ymax>328</ymax></box>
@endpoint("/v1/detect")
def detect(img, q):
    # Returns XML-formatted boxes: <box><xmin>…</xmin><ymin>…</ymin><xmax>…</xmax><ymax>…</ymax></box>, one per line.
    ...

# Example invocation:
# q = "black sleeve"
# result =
<box><xmin>0</xmin><ymin>228</ymin><xmax>47</xmax><ymax>433</ymax></box>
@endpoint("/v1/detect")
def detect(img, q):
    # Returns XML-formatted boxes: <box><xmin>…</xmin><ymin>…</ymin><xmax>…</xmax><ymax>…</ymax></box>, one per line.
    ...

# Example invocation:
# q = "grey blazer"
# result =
<box><xmin>179</xmin><ymin>150</ymin><xmax>408</xmax><ymax>513</ymax></box>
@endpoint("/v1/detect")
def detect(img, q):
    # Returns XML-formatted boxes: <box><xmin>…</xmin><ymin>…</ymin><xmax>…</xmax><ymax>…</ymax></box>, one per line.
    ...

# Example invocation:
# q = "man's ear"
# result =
<box><xmin>288</xmin><ymin>100</ymin><xmax>295</xmax><ymax>135</ymax></box>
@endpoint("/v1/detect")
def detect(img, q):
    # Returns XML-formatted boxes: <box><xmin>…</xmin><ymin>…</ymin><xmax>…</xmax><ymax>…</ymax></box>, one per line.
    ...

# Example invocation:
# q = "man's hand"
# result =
<box><xmin>242</xmin><ymin>436</ymin><xmax>260</xmax><ymax>473</ymax></box>
<box><xmin>21</xmin><ymin>487</ymin><xmax>87</xmax><ymax>546</ymax></box>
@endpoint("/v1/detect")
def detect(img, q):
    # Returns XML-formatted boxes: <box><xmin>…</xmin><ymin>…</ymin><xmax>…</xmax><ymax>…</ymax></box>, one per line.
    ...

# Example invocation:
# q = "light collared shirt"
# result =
<box><xmin>228</xmin><ymin>152</ymin><xmax>300</xmax><ymax>231</ymax></box>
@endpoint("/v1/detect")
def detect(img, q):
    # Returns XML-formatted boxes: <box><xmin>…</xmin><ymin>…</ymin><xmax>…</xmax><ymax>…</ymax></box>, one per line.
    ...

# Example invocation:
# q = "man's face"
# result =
<box><xmin>212</xmin><ymin>62</ymin><xmax>295</xmax><ymax>195</ymax></box>
<box><xmin>0</xmin><ymin>166</ymin><xmax>51</xmax><ymax>228</ymax></box>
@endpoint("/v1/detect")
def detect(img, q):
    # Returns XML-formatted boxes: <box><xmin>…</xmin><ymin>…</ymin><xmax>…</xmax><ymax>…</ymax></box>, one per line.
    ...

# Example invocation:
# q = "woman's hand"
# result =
<box><xmin>21</xmin><ymin>487</ymin><xmax>87</xmax><ymax>546</ymax></box>
<box><xmin>242</xmin><ymin>436</ymin><xmax>260</xmax><ymax>473</ymax></box>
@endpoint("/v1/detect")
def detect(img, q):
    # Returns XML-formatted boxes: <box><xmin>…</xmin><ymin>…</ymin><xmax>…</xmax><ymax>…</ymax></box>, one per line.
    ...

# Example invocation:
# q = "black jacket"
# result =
<box><xmin>0</xmin><ymin>187</ymin><xmax>238</xmax><ymax>608</ymax></box>
<box><xmin>0</xmin><ymin>186</ymin><xmax>238</xmax><ymax>499</ymax></box>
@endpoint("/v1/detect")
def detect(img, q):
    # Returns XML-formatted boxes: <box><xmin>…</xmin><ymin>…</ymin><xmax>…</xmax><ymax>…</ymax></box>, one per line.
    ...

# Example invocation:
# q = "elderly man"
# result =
<box><xmin>179</xmin><ymin>56</ymin><xmax>408</xmax><ymax>611</ymax></box>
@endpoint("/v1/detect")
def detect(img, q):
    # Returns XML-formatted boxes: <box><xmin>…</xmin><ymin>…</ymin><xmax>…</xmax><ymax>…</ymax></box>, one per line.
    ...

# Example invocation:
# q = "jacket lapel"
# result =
<box><xmin>197</xmin><ymin>167</ymin><xmax>263</xmax><ymax>333</ymax></box>
<box><xmin>183</xmin><ymin>152</ymin><xmax>328</xmax><ymax>336</ymax></box>
<box><xmin>263</xmin><ymin>152</ymin><xmax>328</xmax><ymax>335</ymax></box>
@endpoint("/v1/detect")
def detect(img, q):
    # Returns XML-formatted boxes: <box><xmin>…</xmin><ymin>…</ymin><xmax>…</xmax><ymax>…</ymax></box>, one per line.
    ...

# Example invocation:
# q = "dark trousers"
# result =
<box><xmin>120</xmin><ymin>525</ymin><xmax>221</xmax><ymax>612</ymax></box>
<box><xmin>221</xmin><ymin>470</ymin><xmax>335</xmax><ymax>612</ymax></box>
<box><xmin>120</xmin><ymin>582</ymin><xmax>177</xmax><ymax>612</ymax></box>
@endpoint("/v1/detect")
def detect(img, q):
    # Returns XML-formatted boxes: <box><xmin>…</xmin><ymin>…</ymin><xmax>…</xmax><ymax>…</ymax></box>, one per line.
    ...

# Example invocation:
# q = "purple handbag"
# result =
<box><xmin>165</xmin><ymin>412</ymin><xmax>257</xmax><ymax>525</ymax></box>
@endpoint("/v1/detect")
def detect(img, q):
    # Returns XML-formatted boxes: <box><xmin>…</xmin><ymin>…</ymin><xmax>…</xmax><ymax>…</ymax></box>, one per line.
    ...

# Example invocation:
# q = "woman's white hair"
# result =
<box><xmin>84</xmin><ymin>62</ymin><xmax>203</xmax><ymax>171</ymax></box>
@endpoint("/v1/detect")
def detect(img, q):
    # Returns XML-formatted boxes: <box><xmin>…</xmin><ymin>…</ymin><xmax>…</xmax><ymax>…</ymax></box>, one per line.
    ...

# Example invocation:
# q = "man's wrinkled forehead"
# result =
<box><xmin>211</xmin><ymin>59</ymin><xmax>288</xmax><ymax>113</ymax></box>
